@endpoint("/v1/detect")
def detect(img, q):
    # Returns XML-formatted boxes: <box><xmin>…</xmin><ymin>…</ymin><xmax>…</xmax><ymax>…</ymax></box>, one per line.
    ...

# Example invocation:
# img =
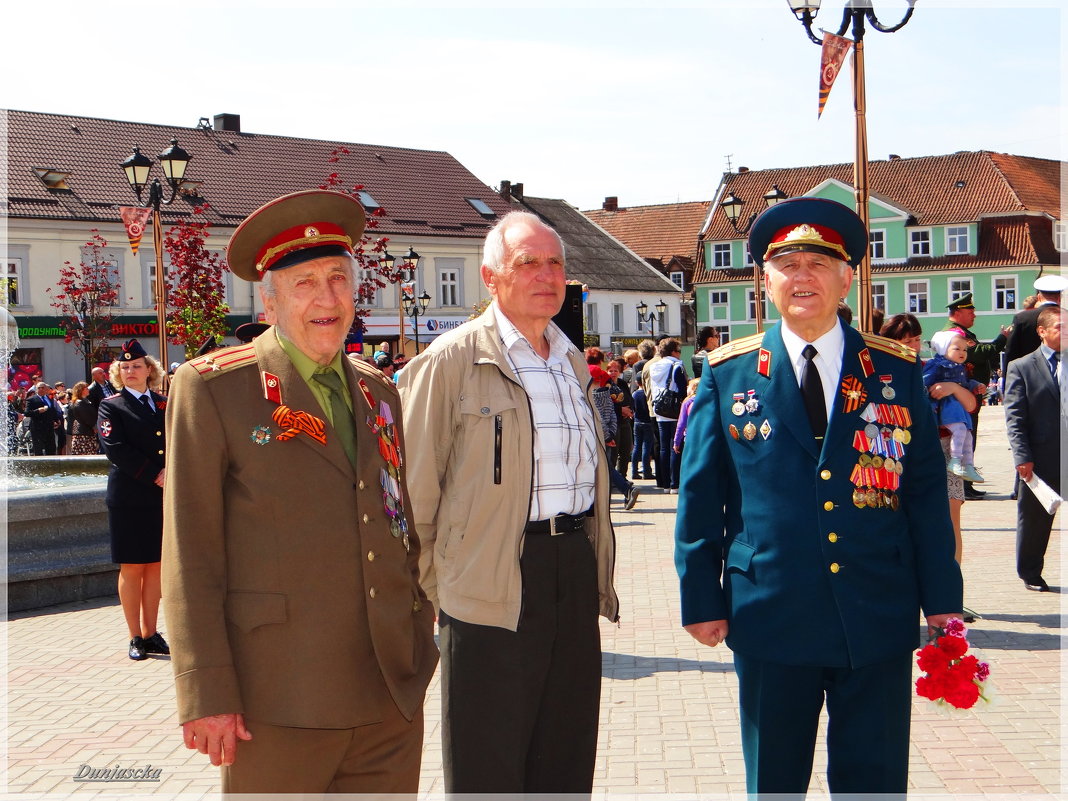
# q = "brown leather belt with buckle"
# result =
<box><xmin>524</xmin><ymin>509</ymin><xmax>591</xmax><ymax>536</ymax></box>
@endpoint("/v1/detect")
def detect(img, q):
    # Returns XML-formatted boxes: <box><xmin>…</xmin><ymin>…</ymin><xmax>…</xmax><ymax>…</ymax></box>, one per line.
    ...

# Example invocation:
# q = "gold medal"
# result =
<box><xmin>743</xmin><ymin>421</ymin><xmax>757</xmax><ymax>441</ymax></box>
<box><xmin>892</xmin><ymin>428</ymin><xmax>905</xmax><ymax>443</ymax></box>
<box><xmin>859</xmin><ymin>453</ymin><xmax>872</xmax><ymax>468</ymax></box>
<box><xmin>900</xmin><ymin>429</ymin><xmax>912</xmax><ymax>444</ymax></box>
<box><xmin>871</xmin><ymin>455</ymin><xmax>884</xmax><ymax>470</ymax></box>
<box><xmin>865</xmin><ymin>489</ymin><xmax>878</xmax><ymax>507</ymax></box>
<box><xmin>883</xmin><ymin>457</ymin><xmax>896</xmax><ymax>473</ymax></box>
<box><xmin>853</xmin><ymin>489</ymin><xmax>867</xmax><ymax>508</ymax></box>
<box><xmin>890</xmin><ymin>492</ymin><xmax>900</xmax><ymax>511</ymax></box>
<box><xmin>729</xmin><ymin>424</ymin><xmax>740</xmax><ymax>440</ymax></box>
<box><xmin>895</xmin><ymin>461</ymin><xmax>904</xmax><ymax>475</ymax></box>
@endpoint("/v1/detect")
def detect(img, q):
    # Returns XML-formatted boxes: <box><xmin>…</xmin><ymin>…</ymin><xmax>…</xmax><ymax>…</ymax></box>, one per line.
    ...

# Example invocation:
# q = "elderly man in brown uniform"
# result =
<box><xmin>162</xmin><ymin>190</ymin><xmax>437</xmax><ymax>794</ymax></box>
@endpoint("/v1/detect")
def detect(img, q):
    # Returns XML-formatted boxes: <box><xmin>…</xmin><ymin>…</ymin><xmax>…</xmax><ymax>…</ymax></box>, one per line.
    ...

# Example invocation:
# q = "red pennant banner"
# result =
<box><xmin>818</xmin><ymin>32</ymin><xmax>853</xmax><ymax>119</ymax></box>
<box><xmin>119</xmin><ymin>206</ymin><xmax>152</xmax><ymax>255</ymax></box>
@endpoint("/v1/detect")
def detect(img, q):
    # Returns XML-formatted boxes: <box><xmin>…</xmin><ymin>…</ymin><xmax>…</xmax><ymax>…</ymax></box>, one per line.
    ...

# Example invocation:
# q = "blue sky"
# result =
<box><xmin>4</xmin><ymin>2</ymin><xmax>1063</xmax><ymax>209</ymax></box>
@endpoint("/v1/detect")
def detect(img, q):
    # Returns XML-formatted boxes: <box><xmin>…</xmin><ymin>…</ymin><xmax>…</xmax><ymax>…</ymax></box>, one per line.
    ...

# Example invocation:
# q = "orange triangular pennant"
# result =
<box><xmin>818</xmin><ymin>32</ymin><xmax>853</xmax><ymax>119</ymax></box>
<box><xmin>119</xmin><ymin>206</ymin><xmax>152</xmax><ymax>255</ymax></box>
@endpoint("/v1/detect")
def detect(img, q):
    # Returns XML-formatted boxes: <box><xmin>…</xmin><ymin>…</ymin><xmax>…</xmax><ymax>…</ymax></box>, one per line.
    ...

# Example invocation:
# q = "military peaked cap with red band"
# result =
<box><xmin>227</xmin><ymin>190</ymin><xmax>367</xmax><ymax>282</ymax></box>
<box><xmin>748</xmin><ymin>197</ymin><xmax>868</xmax><ymax>268</ymax></box>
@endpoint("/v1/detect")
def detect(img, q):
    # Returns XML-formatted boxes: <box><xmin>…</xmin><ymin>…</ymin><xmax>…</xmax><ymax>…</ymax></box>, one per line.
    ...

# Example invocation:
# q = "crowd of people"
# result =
<box><xmin>8</xmin><ymin>187</ymin><xmax>1062</xmax><ymax>796</ymax></box>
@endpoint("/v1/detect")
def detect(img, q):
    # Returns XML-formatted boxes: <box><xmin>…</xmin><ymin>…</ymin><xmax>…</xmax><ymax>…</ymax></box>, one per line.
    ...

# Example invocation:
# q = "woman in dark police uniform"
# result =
<box><xmin>97</xmin><ymin>340</ymin><xmax>169</xmax><ymax>661</ymax></box>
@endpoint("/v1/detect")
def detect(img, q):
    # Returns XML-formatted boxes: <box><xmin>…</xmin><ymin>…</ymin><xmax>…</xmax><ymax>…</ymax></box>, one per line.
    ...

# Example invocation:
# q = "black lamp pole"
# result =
<box><xmin>119</xmin><ymin>139</ymin><xmax>191</xmax><ymax>363</ymax></box>
<box><xmin>786</xmin><ymin>0</ymin><xmax>917</xmax><ymax>332</ymax></box>
<box><xmin>403</xmin><ymin>290</ymin><xmax>432</xmax><ymax>354</ymax></box>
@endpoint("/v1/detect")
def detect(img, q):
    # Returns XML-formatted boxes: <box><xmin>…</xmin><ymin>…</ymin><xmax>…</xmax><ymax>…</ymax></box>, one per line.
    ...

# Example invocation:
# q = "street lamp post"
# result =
<box><xmin>636</xmin><ymin>299</ymin><xmax>668</xmax><ymax>339</ymax></box>
<box><xmin>719</xmin><ymin>185</ymin><xmax>789</xmax><ymax>333</ymax></box>
<box><xmin>120</xmin><ymin>139</ymin><xmax>191</xmax><ymax>364</ymax></box>
<box><xmin>786</xmin><ymin>0</ymin><xmax>917</xmax><ymax>332</ymax></box>
<box><xmin>380</xmin><ymin>247</ymin><xmax>421</xmax><ymax>357</ymax></box>
<box><xmin>402</xmin><ymin>290</ymin><xmax>432</xmax><ymax>354</ymax></box>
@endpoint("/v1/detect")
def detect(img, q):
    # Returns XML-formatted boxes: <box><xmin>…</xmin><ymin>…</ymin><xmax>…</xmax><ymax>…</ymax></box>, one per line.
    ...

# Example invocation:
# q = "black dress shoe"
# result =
<box><xmin>128</xmin><ymin>637</ymin><xmax>148</xmax><ymax>661</ymax></box>
<box><xmin>964</xmin><ymin>488</ymin><xmax>987</xmax><ymax>500</ymax></box>
<box><xmin>1023</xmin><ymin>577</ymin><xmax>1050</xmax><ymax>592</ymax></box>
<box><xmin>143</xmin><ymin>631</ymin><xmax>170</xmax><ymax>655</ymax></box>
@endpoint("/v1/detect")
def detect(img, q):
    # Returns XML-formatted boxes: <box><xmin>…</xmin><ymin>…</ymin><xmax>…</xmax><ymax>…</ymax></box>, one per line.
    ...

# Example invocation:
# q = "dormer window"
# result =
<box><xmin>356</xmin><ymin>191</ymin><xmax>380</xmax><ymax>211</ymax></box>
<box><xmin>465</xmin><ymin>197</ymin><xmax>496</xmax><ymax>219</ymax></box>
<box><xmin>32</xmin><ymin>168</ymin><xmax>71</xmax><ymax>189</ymax></box>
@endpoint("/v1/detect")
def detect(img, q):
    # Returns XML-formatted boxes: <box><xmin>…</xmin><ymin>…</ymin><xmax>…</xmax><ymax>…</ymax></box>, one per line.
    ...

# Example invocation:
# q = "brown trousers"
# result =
<box><xmin>221</xmin><ymin>701</ymin><xmax>423</xmax><ymax>794</ymax></box>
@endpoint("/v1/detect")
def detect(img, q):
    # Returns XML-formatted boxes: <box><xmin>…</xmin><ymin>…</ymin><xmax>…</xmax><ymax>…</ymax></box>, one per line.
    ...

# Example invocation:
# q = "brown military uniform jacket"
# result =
<box><xmin>162</xmin><ymin>328</ymin><xmax>437</xmax><ymax>729</ymax></box>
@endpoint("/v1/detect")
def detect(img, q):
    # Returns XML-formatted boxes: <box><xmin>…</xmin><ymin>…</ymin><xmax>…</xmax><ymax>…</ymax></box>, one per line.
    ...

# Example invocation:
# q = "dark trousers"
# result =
<box><xmin>438</xmin><ymin>530</ymin><xmax>601</xmax><ymax>794</ymax></box>
<box><xmin>657</xmin><ymin>420</ymin><xmax>680</xmax><ymax>489</ymax></box>
<box><xmin>1016</xmin><ymin>481</ymin><xmax>1058</xmax><ymax>581</ymax></box>
<box><xmin>631</xmin><ymin>421</ymin><xmax>655</xmax><ymax>478</ymax></box>
<box><xmin>614</xmin><ymin>416</ymin><xmax>633</xmax><ymax>475</ymax></box>
<box><xmin>30</xmin><ymin>428</ymin><xmax>56</xmax><ymax>456</ymax></box>
<box><xmin>734</xmin><ymin>652</ymin><xmax>913</xmax><ymax>797</ymax></box>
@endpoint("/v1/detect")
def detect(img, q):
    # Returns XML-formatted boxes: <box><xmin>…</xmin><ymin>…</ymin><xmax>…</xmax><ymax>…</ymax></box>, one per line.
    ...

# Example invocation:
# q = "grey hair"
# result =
<box><xmin>258</xmin><ymin>253</ymin><xmax>358</xmax><ymax>299</ymax></box>
<box><xmin>482</xmin><ymin>211</ymin><xmax>564</xmax><ymax>274</ymax></box>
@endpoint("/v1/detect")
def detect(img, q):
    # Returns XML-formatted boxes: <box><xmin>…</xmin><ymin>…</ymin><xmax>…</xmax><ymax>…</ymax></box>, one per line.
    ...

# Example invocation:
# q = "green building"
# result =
<box><xmin>693</xmin><ymin>151</ymin><xmax>1064</xmax><ymax>356</ymax></box>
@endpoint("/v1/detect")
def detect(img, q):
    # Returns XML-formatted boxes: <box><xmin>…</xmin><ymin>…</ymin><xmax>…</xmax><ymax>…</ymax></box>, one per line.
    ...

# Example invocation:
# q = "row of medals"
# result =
<box><xmin>851</xmin><ymin>378</ymin><xmax>910</xmax><ymax>511</ymax></box>
<box><xmin>728</xmin><ymin>392</ymin><xmax>770</xmax><ymax>441</ymax></box>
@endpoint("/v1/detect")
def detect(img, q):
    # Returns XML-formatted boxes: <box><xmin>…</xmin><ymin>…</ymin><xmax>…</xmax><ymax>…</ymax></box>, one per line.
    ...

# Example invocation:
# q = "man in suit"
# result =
<box><xmin>24</xmin><ymin>381</ymin><xmax>61</xmax><ymax>455</ymax></box>
<box><xmin>944</xmin><ymin>293</ymin><xmax>1008</xmax><ymax>499</ymax></box>
<box><xmin>1004</xmin><ymin>305</ymin><xmax>1065</xmax><ymax>592</ymax></box>
<box><xmin>162</xmin><ymin>190</ymin><xmax>438</xmax><ymax>794</ymax></box>
<box><xmin>398</xmin><ymin>211</ymin><xmax>619</xmax><ymax>794</ymax></box>
<box><xmin>1004</xmin><ymin>274</ymin><xmax>1067</xmax><ymax>366</ymax></box>
<box><xmin>675</xmin><ymin>197</ymin><xmax>962</xmax><ymax>795</ymax></box>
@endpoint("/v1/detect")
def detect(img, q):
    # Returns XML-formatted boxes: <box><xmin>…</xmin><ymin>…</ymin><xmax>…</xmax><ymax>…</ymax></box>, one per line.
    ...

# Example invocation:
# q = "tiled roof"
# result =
<box><xmin>694</xmin><ymin>151</ymin><xmax>1064</xmax><ymax>285</ymax></box>
<box><xmin>701</xmin><ymin>151</ymin><xmax>1062</xmax><ymax>241</ymax></box>
<box><xmin>582</xmin><ymin>200</ymin><xmax>711</xmax><ymax>269</ymax></box>
<box><xmin>511</xmin><ymin>196</ymin><xmax>682</xmax><ymax>294</ymax></box>
<box><xmin>3</xmin><ymin>109</ymin><xmax>512</xmax><ymax>237</ymax></box>
<box><xmin>701</xmin><ymin>216</ymin><xmax>1058</xmax><ymax>284</ymax></box>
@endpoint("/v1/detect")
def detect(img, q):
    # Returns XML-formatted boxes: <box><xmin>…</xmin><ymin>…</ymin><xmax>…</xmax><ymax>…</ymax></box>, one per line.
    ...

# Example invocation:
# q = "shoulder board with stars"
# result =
<box><xmin>707</xmin><ymin>331</ymin><xmax>765</xmax><ymax>367</ymax></box>
<box><xmin>347</xmin><ymin>354</ymin><xmax>396</xmax><ymax>393</ymax></box>
<box><xmin>189</xmin><ymin>343</ymin><xmax>258</xmax><ymax>377</ymax></box>
<box><xmin>861</xmin><ymin>332</ymin><xmax>918</xmax><ymax>363</ymax></box>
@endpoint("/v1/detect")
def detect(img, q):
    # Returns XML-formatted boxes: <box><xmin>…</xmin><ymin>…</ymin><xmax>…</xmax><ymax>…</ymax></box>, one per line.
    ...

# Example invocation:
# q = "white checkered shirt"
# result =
<box><xmin>493</xmin><ymin>303</ymin><xmax>599</xmax><ymax>521</ymax></box>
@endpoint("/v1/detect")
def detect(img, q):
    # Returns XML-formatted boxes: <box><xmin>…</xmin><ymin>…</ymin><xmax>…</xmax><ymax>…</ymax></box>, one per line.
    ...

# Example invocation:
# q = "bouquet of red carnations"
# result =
<box><xmin>915</xmin><ymin>617</ymin><xmax>992</xmax><ymax>710</ymax></box>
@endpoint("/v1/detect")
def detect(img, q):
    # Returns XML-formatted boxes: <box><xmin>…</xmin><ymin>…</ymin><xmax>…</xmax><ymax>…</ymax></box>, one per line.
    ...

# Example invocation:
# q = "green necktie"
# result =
<box><xmin>312</xmin><ymin>369</ymin><xmax>357</xmax><ymax>468</ymax></box>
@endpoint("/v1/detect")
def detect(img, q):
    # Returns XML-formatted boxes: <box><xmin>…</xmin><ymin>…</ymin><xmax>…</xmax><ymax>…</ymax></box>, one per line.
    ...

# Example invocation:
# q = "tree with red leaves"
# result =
<box><xmin>164</xmin><ymin>205</ymin><xmax>231</xmax><ymax>359</ymax></box>
<box><xmin>321</xmin><ymin>147</ymin><xmax>410</xmax><ymax>320</ymax></box>
<box><xmin>46</xmin><ymin>230</ymin><xmax>121</xmax><ymax>368</ymax></box>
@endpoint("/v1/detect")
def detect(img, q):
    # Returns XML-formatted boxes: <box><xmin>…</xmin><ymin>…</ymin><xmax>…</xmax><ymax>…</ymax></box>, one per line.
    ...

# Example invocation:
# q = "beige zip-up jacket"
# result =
<box><xmin>397</xmin><ymin>306</ymin><xmax>619</xmax><ymax>631</ymax></box>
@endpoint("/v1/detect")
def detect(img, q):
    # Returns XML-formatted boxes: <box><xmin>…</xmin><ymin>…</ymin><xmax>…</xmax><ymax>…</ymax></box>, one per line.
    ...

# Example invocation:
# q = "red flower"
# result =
<box><xmin>937</xmin><ymin>634</ymin><xmax>968</xmax><ymax>660</ymax></box>
<box><xmin>943</xmin><ymin>677</ymin><xmax>981</xmax><ymax>709</ymax></box>
<box><xmin>916</xmin><ymin>643</ymin><xmax>951</xmax><ymax>673</ymax></box>
<box><xmin>915</xmin><ymin>674</ymin><xmax>946</xmax><ymax>701</ymax></box>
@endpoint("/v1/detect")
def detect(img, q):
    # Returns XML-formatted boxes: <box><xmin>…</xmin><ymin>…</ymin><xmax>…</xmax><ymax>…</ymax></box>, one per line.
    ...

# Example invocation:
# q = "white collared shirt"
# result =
<box><xmin>127</xmin><ymin>388</ymin><xmax>155</xmax><ymax>411</ymax></box>
<box><xmin>779</xmin><ymin>321</ymin><xmax>844</xmax><ymax>424</ymax></box>
<box><xmin>492</xmin><ymin>303</ymin><xmax>598</xmax><ymax>521</ymax></box>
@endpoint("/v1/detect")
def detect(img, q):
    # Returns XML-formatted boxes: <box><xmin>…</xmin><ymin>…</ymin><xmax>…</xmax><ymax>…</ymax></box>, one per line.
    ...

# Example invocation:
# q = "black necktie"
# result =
<box><xmin>140</xmin><ymin>395</ymin><xmax>154</xmax><ymax>413</ymax></box>
<box><xmin>801</xmin><ymin>344</ymin><xmax>827</xmax><ymax>439</ymax></box>
<box><xmin>1050</xmin><ymin>352</ymin><xmax>1059</xmax><ymax>380</ymax></box>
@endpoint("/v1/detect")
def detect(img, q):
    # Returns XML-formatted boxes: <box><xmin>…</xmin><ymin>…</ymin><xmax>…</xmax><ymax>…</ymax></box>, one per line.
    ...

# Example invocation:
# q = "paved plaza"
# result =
<box><xmin>5</xmin><ymin>405</ymin><xmax>1064</xmax><ymax>798</ymax></box>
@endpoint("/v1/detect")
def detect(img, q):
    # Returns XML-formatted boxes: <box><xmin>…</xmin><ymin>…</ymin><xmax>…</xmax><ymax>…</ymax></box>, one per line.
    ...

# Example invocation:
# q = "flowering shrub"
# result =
<box><xmin>46</xmin><ymin>230</ymin><xmax>121</xmax><ymax>364</ymax></box>
<box><xmin>163</xmin><ymin>205</ymin><xmax>231</xmax><ymax>358</ymax></box>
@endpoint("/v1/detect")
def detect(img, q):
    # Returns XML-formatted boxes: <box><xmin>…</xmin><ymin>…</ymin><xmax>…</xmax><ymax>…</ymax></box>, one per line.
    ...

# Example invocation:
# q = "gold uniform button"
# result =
<box><xmin>412</xmin><ymin>599</ymin><xmax>423</xmax><ymax>613</ymax></box>
<box><xmin>368</xmin><ymin>587</ymin><xmax>377</xmax><ymax>598</ymax></box>
<box><xmin>830</xmin><ymin>562</ymin><xmax>840</xmax><ymax>573</ymax></box>
<box><xmin>362</xmin><ymin>514</ymin><xmax>370</xmax><ymax>524</ymax></box>
<box><xmin>367</xmin><ymin>551</ymin><xmax>375</xmax><ymax>561</ymax></box>
<box><xmin>823</xmin><ymin>501</ymin><xmax>834</xmax><ymax>511</ymax></box>
<box><xmin>820</xmin><ymin>469</ymin><xmax>831</xmax><ymax>480</ymax></box>
<box><xmin>158</xmin><ymin>450</ymin><xmax>164</xmax><ymax>455</ymax></box>
<box><xmin>358</xmin><ymin>479</ymin><xmax>366</xmax><ymax>490</ymax></box>
<box><xmin>827</xmin><ymin>532</ymin><xmax>838</xmax><ymax>543</ymax></box>
<box><xmin>156</xmin><ymin>431</ymin><xmax>162</xmax><ymax>436</ymax></box>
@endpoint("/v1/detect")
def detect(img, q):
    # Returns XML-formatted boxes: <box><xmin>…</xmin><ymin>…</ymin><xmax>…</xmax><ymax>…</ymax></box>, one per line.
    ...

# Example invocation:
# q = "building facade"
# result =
<box><xmin>693</xmin><ymin>152</ymin><xmax>1064</xmax><ymax>353</ymax></box>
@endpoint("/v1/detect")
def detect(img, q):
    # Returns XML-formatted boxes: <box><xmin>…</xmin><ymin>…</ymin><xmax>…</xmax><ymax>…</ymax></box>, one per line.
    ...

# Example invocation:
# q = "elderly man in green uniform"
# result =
<box><xmin>944</xmin><ymin>293</ymin><xmax>1008</xmax><ymax>499</ymax></box>
<box><xmin>675</xmin><ymin>197</ymin><xmax>962</xmax><ymax>796</ymax></box>
<box><xmin>162</xmin><ymin>190</ymin><xmax>437</xmax><ymax>793</ymax></box>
